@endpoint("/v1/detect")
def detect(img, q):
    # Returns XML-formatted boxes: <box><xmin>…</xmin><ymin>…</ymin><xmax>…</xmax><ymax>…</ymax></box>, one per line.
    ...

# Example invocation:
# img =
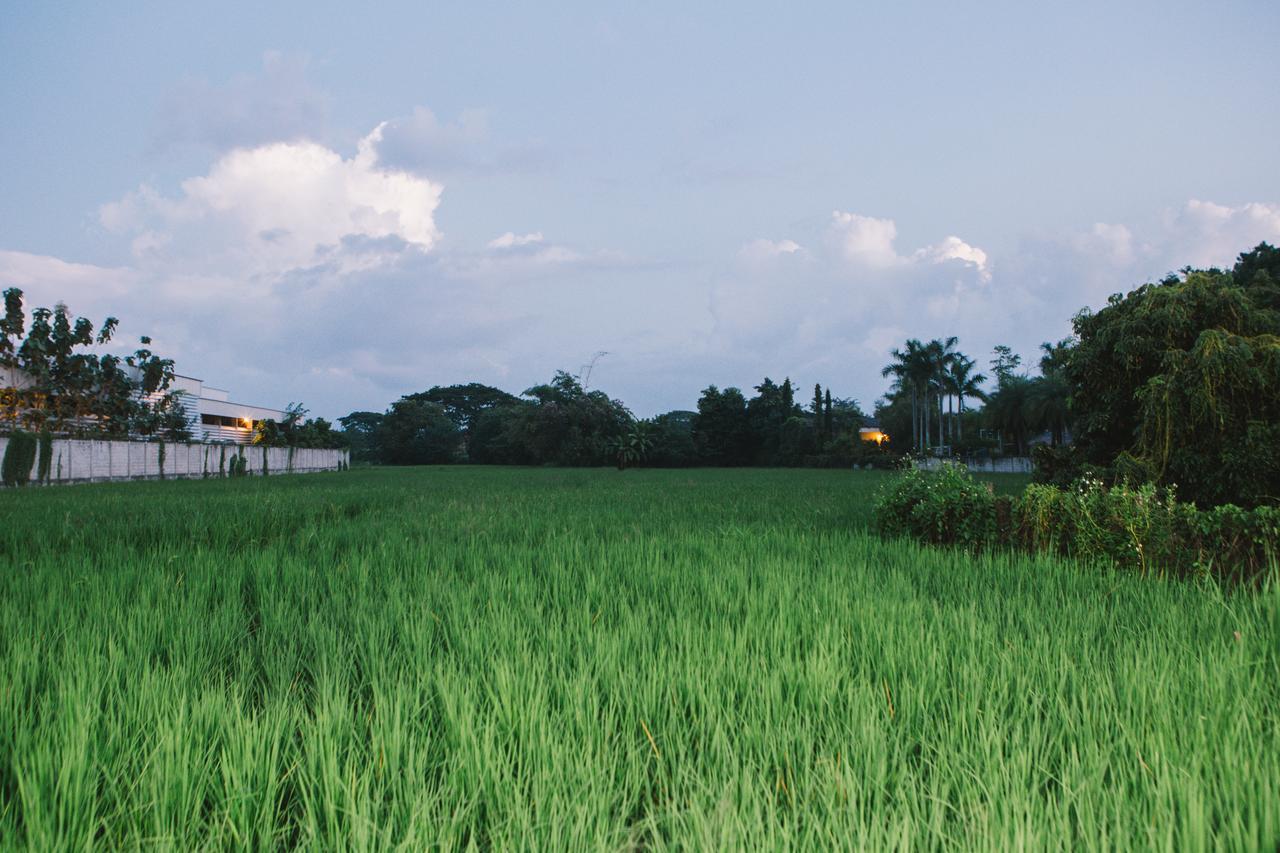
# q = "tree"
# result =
<box><xmin>882</xmin><ymin>339</ymin><xmax>933</xmax><ymax>451</ymax></box>
<box><xmin>1067</xmin><ymin>250</ymin><xmax>1280</xmax><ymax>506</ymax></box>
<box><xmin>990</xmin><ymin>345</ymin><xmax>1022</xmax><ymax>383</ymax></box>
<box><xmin>642</xmin><ymin>410</ymin><xmax>699</xmax><ymax>467</ymax></box>
<box><xmin>811</xmin><ymin>383</ymin><xmax>824</xmax><ymax>441</ymax></box>
<box><xmin>692</xmin><ymin>386</ymin><xmax>752</xmax><ymax>466</ymax></box>
<box><xmin>375</xmin><ymin>398</ymin><xmax>462</xmax><ymax>465</ymax></box>
<box><xmin>338</xmin><ymin>411</ymin><xmax>384</xmax><ymax>462</ymax></box>
<box><xmin>2</xmin><ymin>289</ymin><xmax>183</xmax><ymax>437</ymax></box>
<box><xmin>942</xmin><ymin>355</ymin><xmax>986</xmax><ymax>441</ymax></box>
<box><xmin>611</xmin><ymin>421</ymin><xmax>654</xmax><ymax>470</ymax></box>
<box><xmin>985</xmin><ymin>375</ymin><xmax>1034</xmax><ymax>455</ymax></box>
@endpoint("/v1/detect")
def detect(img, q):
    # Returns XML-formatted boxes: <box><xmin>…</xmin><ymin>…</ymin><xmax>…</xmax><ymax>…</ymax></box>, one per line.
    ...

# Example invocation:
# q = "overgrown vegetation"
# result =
<box><xmin>1067</xmin><ymin>243</ymin><xmax>1280</xmax><ymax>506</ymax></box>
<box><xmin>1</xmin><ymin>467</ymin><xmax>1275</xmax><ymax>847</ymax></box>
<box><xmin>876</xmin><ymin>463</ymin><xmax>1279</xmax><ymax>582</ymax></box>
<box><xmin>1</xmin><ymin>430</ymin><xmax>36</xmax><ymax>487</ymax></box>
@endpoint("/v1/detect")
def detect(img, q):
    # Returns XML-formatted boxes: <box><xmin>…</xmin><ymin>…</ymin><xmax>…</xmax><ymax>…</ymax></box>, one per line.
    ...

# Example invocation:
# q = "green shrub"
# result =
<box><xmin>2</xmin><ymin>430</ymin><xmax>38</xmax><ymax>487</ymax></box>
<box><xmin>229</xmin><ymin>449</ymin><xmax>249</xmax><ymax>478</ymax></box>
<box><xmin>873</xmin><ymin>462</ymin><xmax>997</xmax><ymax>550</ymax></box>
<box><xmin>1030</xmin><ymin>444</ymin><xmax>1087</xmax><ymax>489</ymax></box>
<box><xmin>1013</xmin><ymin>480</ymin><xmax>1183</xmax><ymax>575</ymax></box>
<box><xmin>36</xmin><ymin>430</ymin><xmax>53</xmax><ymax>484</ymax></box>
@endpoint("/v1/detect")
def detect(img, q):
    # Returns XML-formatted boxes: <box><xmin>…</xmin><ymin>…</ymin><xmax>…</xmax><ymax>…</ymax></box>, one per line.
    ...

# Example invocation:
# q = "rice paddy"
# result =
<box><xmin>1</xmin><ymin>467</ymin><xmax>1276</xmax><ymax>849</ymax></box>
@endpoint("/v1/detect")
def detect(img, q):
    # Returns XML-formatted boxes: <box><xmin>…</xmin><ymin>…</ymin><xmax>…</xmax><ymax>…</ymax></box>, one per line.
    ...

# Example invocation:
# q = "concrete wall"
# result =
<box><xmin>0</xmin><ymin>435</ymin><xmax>348</xmax><ymax>486</ymax></box>
<box><xmin>916</xmin><ymin>456</ymin><xmax>1034</xmax><ymax>474</ymax></box>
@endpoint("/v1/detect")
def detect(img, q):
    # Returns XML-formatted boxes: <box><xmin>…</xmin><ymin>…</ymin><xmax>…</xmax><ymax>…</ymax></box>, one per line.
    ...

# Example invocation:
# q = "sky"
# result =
<box><xmin>2</xmin><ymin>1</ymin><xmax>1279</xmax><ymax>419</ymax></box>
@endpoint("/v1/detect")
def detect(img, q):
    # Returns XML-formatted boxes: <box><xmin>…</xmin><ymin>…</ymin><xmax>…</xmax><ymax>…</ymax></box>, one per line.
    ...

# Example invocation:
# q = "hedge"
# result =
<box><xmin>875</xmin><ymin>464</ymin><xmax>1278</xmax><ymax>583</ymax></box>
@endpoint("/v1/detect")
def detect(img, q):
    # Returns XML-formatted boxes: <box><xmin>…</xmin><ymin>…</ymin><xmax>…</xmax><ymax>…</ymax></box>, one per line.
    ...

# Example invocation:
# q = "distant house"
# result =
<box><xmin>859</xmin><ymin>417</ymin><xmax>889</xmax><ymax>445</ymax></box>
<box><xmin>163</xmin><ymin>374</ymin><xmax>284</xmax><ymax>444</ymax></box>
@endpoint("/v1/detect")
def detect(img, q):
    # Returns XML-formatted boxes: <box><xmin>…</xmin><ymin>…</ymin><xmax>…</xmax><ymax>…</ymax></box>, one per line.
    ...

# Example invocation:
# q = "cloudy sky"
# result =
<box><xmin>3</xmin><ymin>1</ymin><xmax>1279</xmax><ymax>418</ymax></box>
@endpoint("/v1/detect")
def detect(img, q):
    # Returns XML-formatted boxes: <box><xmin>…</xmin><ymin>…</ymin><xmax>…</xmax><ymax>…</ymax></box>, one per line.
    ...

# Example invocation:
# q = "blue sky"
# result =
<box><xmin>2</xmin><ymin>1</ymin><xmax>1279</xmax><ymax>417</ymax></box>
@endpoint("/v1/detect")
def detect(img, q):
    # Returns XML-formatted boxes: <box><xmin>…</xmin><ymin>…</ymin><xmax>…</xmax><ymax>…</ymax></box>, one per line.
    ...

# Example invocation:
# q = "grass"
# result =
<box><xmin>0</xmin><ymin>466</ymin><xmax>1276</xmax><ymax>849</ymax></box>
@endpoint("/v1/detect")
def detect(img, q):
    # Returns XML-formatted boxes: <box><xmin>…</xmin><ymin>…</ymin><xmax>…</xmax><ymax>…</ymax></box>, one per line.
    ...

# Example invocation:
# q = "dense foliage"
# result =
<box><xmin>872</xmin><ymin>462</ymin><xmax>998</xmax><ymax>550</ymax></box>
<box><xmin>1</xmin><ymin>468</ymin><xmax>1275</xmax><ymax>848</ymax></box>
<box><xmin>252</xmin><ymin>403</ymin><xmax>345</xmax><ymax>450</ymax></box>
<box><xmin>344</xmin><ymin>373</ymin><xmax>883</xmax><ymax>468</ymax></box>
<box><xmin>0</xmin><ymin>289</ymin><xmax>190</xmax><ymax>440</ymax></box>
<box><xmin>1068</xmin><ymin>244</ymin><xmax>1280</xmax><ymax>506</ymax></box>
<box><xmin>875</xmin><ymin>464</ymin><xmax>1279</xmax><ymax>582</ymax></box>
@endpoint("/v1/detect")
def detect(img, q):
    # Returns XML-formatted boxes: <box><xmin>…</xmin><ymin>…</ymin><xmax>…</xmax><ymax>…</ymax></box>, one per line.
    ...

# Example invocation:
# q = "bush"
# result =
<box><xmin>1030</xmin><ymin>444</ymin><xmax>1087</xmax><ymax>489</ymax></box>
<box><xmin>1012</xmin><ymin>479</ymin><xmax>1279</xmax><ymax>581</ymax></box>
<box><xmin>1012</xmin><ymin>480</ymin><xmax>1183</xmax><ymax>575</ymax></box>
<box><xmin>873</xmin><ymin>462</ymin><xmax>996</xmax><ymax>550</ymax></box>
<box><xmin>36</xmin><ymin>430</ymin><xmax>53</xmax><ymax>484</ymax></box>
<box><xmin>2</xmin><ymin>430</ymin><xmax>38</xmax><ymax>487</ymax></box>
<box><xmin>876</xmin><ymin>467</ymin><xmax>1279</xmax><ymax>582</ymax></box>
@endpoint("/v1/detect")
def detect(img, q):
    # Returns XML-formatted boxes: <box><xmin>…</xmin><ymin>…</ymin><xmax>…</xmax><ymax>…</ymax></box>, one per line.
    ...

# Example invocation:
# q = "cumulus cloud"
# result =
<box><xmin>101</xmin><ymin>130</ymin><xmax>442</xmax><ymax>276</ymax></box>
<box><xmin>153</xmin><ymin>51</ymin><xmax>328</xmax><ymax>153</ymax></box>
<box><xmin>6</xmin><ymin>186</ymin><xmax>1278</xmax><ymax>421</ymax></box>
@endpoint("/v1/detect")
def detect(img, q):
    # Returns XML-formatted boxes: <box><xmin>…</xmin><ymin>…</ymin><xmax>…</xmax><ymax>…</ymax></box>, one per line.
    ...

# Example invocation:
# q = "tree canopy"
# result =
<box><xmin>1068</xmin><ymin>244</ymin><xmax>1280</xmax><ymax>506</ymax></box>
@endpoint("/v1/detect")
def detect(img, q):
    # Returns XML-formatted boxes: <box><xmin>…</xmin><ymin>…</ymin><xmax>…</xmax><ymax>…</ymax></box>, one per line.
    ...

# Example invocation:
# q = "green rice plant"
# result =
<box><xmin>0</xmin><ymin>467</ymin><xmax>1274</xmax><ymax>849</ymax></box>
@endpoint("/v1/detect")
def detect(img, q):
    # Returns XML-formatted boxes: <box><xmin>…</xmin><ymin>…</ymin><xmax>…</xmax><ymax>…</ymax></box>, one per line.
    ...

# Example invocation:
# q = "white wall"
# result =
<box><xmin>0</xmin><ymin>435</ymin><xmax>349</xmax><ymax>486</ymax></box>
<box><xmin>915</xmin><ymin>456</ymin><xmax>1034</xmax><ymax>474</ymax></box>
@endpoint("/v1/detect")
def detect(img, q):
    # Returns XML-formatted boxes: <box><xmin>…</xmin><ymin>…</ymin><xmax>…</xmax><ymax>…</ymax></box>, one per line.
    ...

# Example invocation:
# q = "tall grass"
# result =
<box><xmin>1</xmin><ymin>468</ymin><xmax>1276</xmax><ymax>849</ymax></box>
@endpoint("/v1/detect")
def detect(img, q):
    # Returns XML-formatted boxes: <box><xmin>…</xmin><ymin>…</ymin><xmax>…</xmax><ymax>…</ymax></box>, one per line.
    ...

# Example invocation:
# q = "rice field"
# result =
<box><xmin>0</xmin><ymin>467</ymin><xmax>1276</xmax><ymax>849</ymax></box>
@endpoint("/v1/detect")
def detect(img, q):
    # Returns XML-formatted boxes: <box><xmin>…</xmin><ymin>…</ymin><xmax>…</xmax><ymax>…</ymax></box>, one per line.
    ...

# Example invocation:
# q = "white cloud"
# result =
<box><xmin>101</xmin><ymin>131</ymin><xmax>442</xmax><ymax>276</ymax></box>
<box><xmin>7</xmin><ymin>189</ymin><xmax>1279</xmax><ymax>422</ymax></box>
<box><xmin>739</xmin><ymin>238</ymin><xmax>804</xmax><ymax>265</ymax></box>
<box><xmin>1163</xmin><ymin>200</ymin><xmax>1280</xmax><ymax>269</ymax></box>
<box><xmin>488</xmin><ymin>231</ymin><xmax>545</xmax><ymax>249</ymax></box>
<box><xmin>827</xmin><ymin>211</ymin><xmax>902</xmax><ymax>268</ymax></box>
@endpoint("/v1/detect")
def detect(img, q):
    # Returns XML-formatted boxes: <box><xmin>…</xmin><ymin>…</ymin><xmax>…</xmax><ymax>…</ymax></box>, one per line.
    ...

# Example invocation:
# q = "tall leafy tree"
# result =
<box><xmin>692</xmin><ymin>385</ymin><xmax>752</xmax><ymax>466</ymax></box>
<box><xmin>1068</xmin><ymin>249</ymin><xmax>1280</xmax><ymax>505</ymax></box>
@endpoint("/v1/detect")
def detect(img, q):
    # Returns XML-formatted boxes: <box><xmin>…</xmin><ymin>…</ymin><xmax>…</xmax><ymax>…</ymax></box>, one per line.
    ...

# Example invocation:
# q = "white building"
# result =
<box><xmin>2</xmin><ymin>364</ymin><xmax>284</xmax><ymax>444</ymax></box>
<box><xmin>163</xmin><ymin>374</ymin><xmax>285</xmax><ymax>444</ymax></box>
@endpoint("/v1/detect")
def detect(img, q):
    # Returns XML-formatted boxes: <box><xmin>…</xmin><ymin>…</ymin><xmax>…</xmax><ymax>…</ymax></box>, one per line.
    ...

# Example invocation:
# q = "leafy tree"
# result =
<box><xmin>375</xmin><ymin>398</ymin><xmax>462</xmax><ymax>464</ymax></box>
<box><xmin>1067</xmin><ymin>249</ymin><xmax>1280</xmax><ymax>506</ymax></box>
<box><xmin>611</xmin><ymin>421</ymin><xmax>654</xmax><ymax>469</ymax></box>
<box><xmin>692</xmin><ymin>386</ymin><xmax>752</xmax><ymax>466</ymax></box>
<box><xmin>642</xmin><ymin>410</ymin><xmax>699</xmax><ymax>467</ymax></box>
<box><xmin>990</xmin><ymin>345</ymin><xmax>1022</xmax><ymax>383</ymax></box>
<box><xmin>811</xmin><ymin>384</ymin><xmax>824</xmax><ymax>442</ymax></box>
<box><xmin>746</xmin><ymin>377</ymin><xmax>799</xmax><ymax>465</ymax></box>
<box><xmin>338</xmin><ymin>411</ymin><xmax>384</xmax><ymax>462</ymax></box>
<box><xmin>984</xmin><ymin>374</ymin><xmax>1034</xmax><ymax>455</ymax></box>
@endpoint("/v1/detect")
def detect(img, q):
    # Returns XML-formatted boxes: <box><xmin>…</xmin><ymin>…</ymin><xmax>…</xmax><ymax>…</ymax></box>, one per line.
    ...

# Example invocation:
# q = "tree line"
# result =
<box><xmin>340</xmin><ymin>374</ymin><xmax>886</xmax><ymax>469</ymax></box>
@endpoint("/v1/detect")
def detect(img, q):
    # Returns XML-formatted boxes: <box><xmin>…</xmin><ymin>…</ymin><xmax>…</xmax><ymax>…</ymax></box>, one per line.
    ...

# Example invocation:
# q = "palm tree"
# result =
<box><xmin>882</xmin><ymin>339</ymin><xmax>933</xmax><ymax>451</ymax></box>
<box><xmin>922</xmin><ymin>336</ymin><xmax>958</xmax><ymax>449</ymax></box>
<box><xmin>943</xmin><ymin>355</ymin><xmax>987</xmax><ymax>442</ymax></box>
